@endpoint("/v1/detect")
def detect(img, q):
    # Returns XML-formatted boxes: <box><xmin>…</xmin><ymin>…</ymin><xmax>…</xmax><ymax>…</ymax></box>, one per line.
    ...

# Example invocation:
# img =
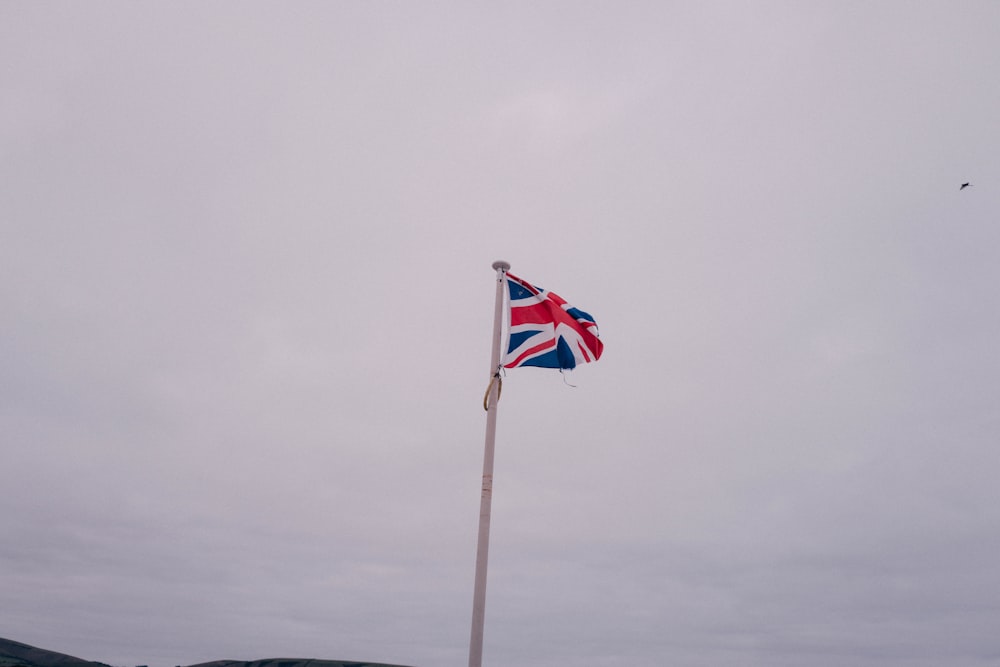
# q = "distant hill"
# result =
<box><xmin>0</xmin><ymin>638</ymin><xmax>111</xmax><ymax>667</ymax></box>
<box><xmin>186</xmin><ymin>660</ymin><xmax>413</xmax><ymax>667</ymax></box>
<box><xmin>0</xmin><ymin>639</ymin><xmax>413</xmax><ymax>667</ymax></box>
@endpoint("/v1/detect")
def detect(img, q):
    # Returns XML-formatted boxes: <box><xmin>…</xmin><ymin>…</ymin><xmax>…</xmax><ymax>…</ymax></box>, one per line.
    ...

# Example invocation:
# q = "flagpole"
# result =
<box><xmin>469</xmin><ymin>259</ymin><xmax>510</xmax><ymax>667</ymax></box>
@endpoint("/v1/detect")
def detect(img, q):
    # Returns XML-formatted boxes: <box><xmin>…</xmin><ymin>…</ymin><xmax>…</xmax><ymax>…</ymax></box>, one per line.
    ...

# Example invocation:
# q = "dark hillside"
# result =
<box><xmin>0</xmin><ymin>638</ymin><xmax>110</xmax><ymax>667</ymax></box>
<box><xmin>0</xmin><ymin>639</ymin><xmax>412</xmax><ymax>667</ymax></box>
<box><xmin>187</xmin><ymin>659</ymin><xmax>413</xmax><ymax>667</ymax></box>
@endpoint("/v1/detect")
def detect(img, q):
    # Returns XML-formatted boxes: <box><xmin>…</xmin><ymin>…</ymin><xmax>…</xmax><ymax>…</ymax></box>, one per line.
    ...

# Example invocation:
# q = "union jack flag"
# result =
<box><xmin>502</xmin><ymin>272</ymin><xmax>603</xmax><ymax>371</ymax></box>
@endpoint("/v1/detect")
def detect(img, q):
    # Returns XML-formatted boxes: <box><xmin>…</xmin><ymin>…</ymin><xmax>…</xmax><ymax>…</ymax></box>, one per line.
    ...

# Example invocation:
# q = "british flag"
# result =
<box><xmin>502</xmin><ymin>272</ymin><xmax>603</xmax><ymax>371</ymax></box>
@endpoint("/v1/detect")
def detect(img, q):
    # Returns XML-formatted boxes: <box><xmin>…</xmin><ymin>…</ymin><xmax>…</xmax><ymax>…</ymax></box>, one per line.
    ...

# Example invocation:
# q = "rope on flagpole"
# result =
<box><xmin>483</xmin><ymin>367</ymin><xmax>503</xmax><ymax>411</ymax></box>
<box><xmin>560</xmin><ymin>369</ymin><xmax>577</xmax><ymax>388</ymax></box>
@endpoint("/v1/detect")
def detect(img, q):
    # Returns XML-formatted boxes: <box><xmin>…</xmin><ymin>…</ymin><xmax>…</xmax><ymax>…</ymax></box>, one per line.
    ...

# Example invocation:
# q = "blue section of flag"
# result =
<box><xmin>508</xmin><ymin>280</ymin><xmax>536</xmax><ymax>300</ymax></box>
<box><xmin>506</xmin><ymin>330</ymin><xmax>539</xmax><ymax>353</ymax></box>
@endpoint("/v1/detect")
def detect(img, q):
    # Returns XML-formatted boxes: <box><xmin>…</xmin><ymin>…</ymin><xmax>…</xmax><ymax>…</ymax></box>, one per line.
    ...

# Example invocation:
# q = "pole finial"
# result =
<box><xmin>492</xmin><ymin>260</ymin><xmax>510</xmax><ymax>272</ymax></box>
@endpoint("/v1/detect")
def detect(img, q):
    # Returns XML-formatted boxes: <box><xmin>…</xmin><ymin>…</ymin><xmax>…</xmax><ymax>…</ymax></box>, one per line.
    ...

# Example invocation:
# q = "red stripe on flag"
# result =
<box><xmin>504</xmin><ymin>339</ymin><xmax>554</xmax><ymax>368</ymax></box>
<box><xmin>509</xmin><ymin>301</ymin><xmax>582</xmax><ymax>328</ymax></box>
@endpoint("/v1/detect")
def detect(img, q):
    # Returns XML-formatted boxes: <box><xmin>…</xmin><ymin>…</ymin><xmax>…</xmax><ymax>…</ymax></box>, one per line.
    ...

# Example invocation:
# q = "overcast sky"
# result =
<box><xmin>3</xmin><ymin>2</ymin><xmax>1000</xmax><ymax>666</ymax></box>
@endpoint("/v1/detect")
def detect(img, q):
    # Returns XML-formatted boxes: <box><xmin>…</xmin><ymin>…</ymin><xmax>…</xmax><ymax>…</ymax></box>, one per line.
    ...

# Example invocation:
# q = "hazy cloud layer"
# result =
<box><xmin>3</xmin><ymin>3</ymin><xmax>1000</xmax><ymax>666</ymax></box>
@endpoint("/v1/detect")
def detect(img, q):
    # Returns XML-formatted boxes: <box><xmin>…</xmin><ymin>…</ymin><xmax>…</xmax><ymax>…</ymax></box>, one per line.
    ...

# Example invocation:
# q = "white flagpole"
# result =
<box><xmin>469</xmin><ymin>259</ymin><xmax>510</xmax><ymax>667</ymax></box>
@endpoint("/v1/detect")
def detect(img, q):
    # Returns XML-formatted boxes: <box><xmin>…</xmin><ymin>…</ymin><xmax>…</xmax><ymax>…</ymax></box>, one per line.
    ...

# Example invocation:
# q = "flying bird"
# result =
<box><xmin>960</xmin><ymin>182</ymin><xmax>971</xmax><ymax>190</ymax></box>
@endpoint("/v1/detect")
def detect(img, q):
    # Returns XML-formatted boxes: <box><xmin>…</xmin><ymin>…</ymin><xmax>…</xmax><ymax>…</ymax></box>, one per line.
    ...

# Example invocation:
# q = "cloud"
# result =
<box><xmin>4</xmin><ymin>3</ymin><xmax>1000</xmax><ymax>667</ymax></box>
